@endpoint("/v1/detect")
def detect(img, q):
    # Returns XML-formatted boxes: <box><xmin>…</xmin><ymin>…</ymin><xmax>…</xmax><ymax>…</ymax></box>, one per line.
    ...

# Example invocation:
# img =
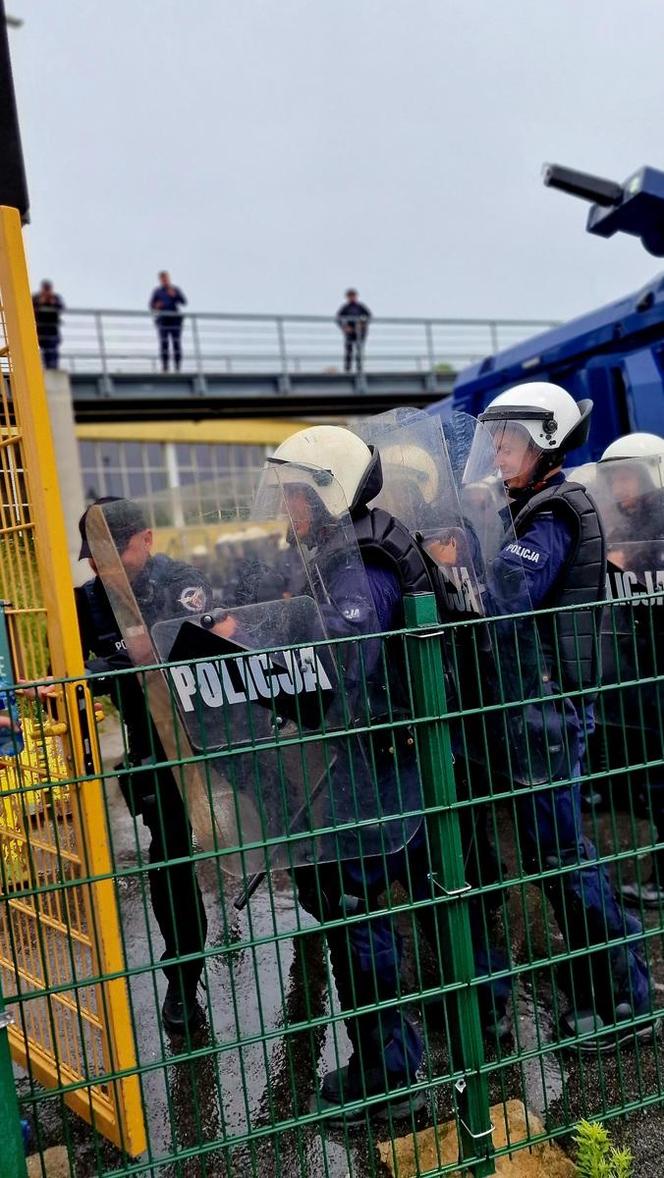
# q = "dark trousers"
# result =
<box><xmin>39</xmin><ymin>338</ymin><xmax>60</xmax><ymax>369</ymax></box>
<box><xmin>344</xmin><ymin>335</ymin><xmax>364</xmax><ymax>373</ymax></box>
<box><xmin>158</xmin><ymin>323</ymin><xmax>183</xmax><ymax>372</ymax></box>
<box><xmin>595</xmin><ymin>715</ymin><xmax>664</xmax><ymax>878</ymax></box>
<box><xmin>643</xmin><ymin>781</ymin><xmax>664</xmax><ymax>878</ymax></box>
<box><xmin>294</xmin><ymin>824</ymin><xmax>429</xmax><ymax>1086</ymax></box>
<box><xmin>460</xmin><ymin>762</ymin><xmax>650</xmax><ymax>1020</ymax></box>
<box><xmin>122</xmin><ymin>761</ymin><xmax>208</xmax><ymax>988</ymax></box>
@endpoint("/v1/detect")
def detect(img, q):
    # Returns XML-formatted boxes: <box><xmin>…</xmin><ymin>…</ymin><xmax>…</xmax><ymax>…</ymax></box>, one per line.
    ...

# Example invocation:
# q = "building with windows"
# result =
<box><xmin>74</xmin><ymin>419</ymin><xmax>311</xmax><ymax>529</ymax></box>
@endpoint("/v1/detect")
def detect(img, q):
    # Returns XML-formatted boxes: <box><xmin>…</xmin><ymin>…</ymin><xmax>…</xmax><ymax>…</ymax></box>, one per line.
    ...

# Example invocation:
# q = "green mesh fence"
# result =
<box><xmin>2</xmin><ymin>591</ymin><xmax>664</xmax><ymax>1178</ymax></box>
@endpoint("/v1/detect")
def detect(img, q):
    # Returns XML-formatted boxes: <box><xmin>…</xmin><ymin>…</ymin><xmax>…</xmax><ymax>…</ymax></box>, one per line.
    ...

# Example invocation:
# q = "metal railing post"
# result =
<box><xmin>425</xmin><ymin>319</ymin><xmax>437</xmax><ymax>392</ymax></box>
<box><xmin>276</xmin><ymin>316</ymin><xmax>291</xmax><ymax>394</ymax></box>
<box><xmin>489</xmin><ymin>321</ymin><xmax>499</xmax><ymax>353</ymax></box>
<box><xmin>94</xmin><ymin>310</ymin><xmax>112</xmax><ymax>396</ymax></box>
<box><xmin>0</xmin><ymin>986</ymin><xmax>28</xmax><ymax>1178</ymax></box>
<box><xmin>190</xmin><ymin>314</ymin><xmax>207</xmax><ymax>395</ymax></box>
<box><xmin>405</xmin><ymin>593</ymin><xmax>495</xmax><ymax>1177</ymax></box>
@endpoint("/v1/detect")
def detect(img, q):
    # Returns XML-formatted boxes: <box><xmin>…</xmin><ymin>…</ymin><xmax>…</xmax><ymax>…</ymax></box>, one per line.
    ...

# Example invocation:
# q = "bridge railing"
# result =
<box><xmin>58</xmin><ymin>309</ymin><xmax>557</xmax><ymax>381</ymax></box>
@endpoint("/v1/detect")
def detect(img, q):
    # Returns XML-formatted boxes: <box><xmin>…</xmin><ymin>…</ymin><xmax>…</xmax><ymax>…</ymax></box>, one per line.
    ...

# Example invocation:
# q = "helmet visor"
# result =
<box><xmin>253</xmin><ymin>458</ymin><xmax>358</xmax><ymax>568</ymax></box>
<box><xmin>465</xmin><ymin>417</ymin><xmax>544</xmax><ymax>487</ymax></box>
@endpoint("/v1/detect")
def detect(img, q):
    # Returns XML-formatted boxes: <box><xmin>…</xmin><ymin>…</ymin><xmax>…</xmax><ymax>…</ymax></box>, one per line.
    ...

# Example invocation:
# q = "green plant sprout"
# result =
<box><xmin>573</xmin><ymin>1119</ymin><xmax>634</xmax><ymax>1178</ymax></box>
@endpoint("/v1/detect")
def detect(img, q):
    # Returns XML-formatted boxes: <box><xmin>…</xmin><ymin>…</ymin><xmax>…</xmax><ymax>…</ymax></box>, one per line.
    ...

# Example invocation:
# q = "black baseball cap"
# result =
<box><xmin>78</xmin><ymin>497</ymin><xmax>148</xmax><ymax>560</ymax></box>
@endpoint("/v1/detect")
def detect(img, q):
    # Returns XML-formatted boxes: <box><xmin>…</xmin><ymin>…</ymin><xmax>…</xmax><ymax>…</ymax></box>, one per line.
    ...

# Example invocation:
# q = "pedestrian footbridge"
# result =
<box><xmin>57</xmin><ymin>308</ymin><xmax>556</xmax><ymax>420</ymax></box>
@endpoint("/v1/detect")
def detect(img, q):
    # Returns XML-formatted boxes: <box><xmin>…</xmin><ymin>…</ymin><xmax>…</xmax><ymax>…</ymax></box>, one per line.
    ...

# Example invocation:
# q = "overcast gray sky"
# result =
<box><xmin>8</xmin><ymin>0</ymin><xmax>664</xmax><ymax>321</ymax></box>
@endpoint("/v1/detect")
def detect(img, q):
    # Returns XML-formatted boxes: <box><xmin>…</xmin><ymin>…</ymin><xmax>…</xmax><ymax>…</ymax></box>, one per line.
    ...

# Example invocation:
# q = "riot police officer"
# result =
<box><xmin>595</xmin><ymin>433</ymin><xmax>664</xmax><ymax>907</ymax></box>
<box><xmin>262</xmin><ymin>425</ymin><xmax>436</xmax><ymax>1121</ymax></box>
<box><xmin>599</xmin><ymin>432</ymin><xmax>664</xmax><ymax>576</ymax></box>
<box><xmin>469</xmin><ymin>383</ymin><xmax>654</xmax><ymax>1047</ymax></box>
<box><xmin>76</xmin><ymin>497</ymin><xmax>213</xmax><ymax>1035</ymax></box>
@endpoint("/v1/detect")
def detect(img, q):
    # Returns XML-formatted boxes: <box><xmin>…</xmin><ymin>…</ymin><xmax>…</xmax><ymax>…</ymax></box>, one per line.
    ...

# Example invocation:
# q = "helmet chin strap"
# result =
<box><xmin>507</xmin><ymin>448</ymin><xmax>563</xmax><ymax>497</ymax></box>
<box><xmin>532</xmin><ymin>449</ymin><xmax>563</xmax><ymax>486</ymax></box>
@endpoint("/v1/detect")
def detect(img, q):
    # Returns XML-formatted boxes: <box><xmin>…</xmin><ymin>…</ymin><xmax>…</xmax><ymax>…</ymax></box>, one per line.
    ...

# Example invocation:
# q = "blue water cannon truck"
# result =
<box><xmin>440</xmin><ymin>164</ymin><xmax>664</xmax><ymax>463</ymax></box>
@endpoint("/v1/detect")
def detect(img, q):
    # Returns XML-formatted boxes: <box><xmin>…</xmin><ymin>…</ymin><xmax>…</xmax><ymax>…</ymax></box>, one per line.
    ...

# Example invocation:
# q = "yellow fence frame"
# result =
<box><xmin>0</xmin><ymin>206</ymin><xmax>146</xmax><ymax>1155</ymax></box>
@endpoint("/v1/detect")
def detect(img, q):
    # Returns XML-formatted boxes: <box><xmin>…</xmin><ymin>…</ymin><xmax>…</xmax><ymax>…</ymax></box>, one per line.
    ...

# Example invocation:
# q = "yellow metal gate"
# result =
<box><xmin>0</xmin><ymin>206</ymin><xmax>146</xmax><ymax>1155</ymax></box>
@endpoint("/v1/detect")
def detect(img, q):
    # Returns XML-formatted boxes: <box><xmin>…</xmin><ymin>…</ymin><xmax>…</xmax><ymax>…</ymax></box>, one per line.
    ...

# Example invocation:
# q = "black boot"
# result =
<box><xmin>621</xmin><ymin>874</ymin><xmax>664</xmax><ymax>908</ymax></box>
<box><xmin>162</xmin><ymin>975</ymin><xmax>206</xmax><ymax>1036</ymax></box>
<box><xmin>312</xmin><ymin>1018</ymin><xmax>425</xmax><ymax>1125</ymax></box>
<box><xmin>581</xmin><ymin>788</ymin><xmax>604</xmax><ymax>812</ymax></box>
<box><xmin>481</xmin><ymin>1001</ymin><xmax>513</xmax><ymax>1046</ymax></box>
<box><xmin>559</xmin><ymin>1000</ymin><xmax>660</xmax><ymax>1053</ymax></box>
<box><xmin>315</xmin><ymin>1058</ymin><xmax>426</xmax><ymax>1124</ymax></box>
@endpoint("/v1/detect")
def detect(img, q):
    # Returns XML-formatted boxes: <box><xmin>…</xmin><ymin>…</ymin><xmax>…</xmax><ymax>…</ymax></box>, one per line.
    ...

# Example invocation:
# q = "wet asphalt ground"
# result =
<box><xmin>14</xmin><ymin>721</ymin><xmax>664</xmax><ymax>1177</ymax></box>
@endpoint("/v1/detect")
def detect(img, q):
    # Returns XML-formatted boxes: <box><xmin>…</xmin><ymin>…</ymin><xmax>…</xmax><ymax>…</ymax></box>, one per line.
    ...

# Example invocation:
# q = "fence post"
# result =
<box><xmin>190</xmin><ymin>314</ymin><xmax>207</xmax><ymax>395</ymax></box>
<box><xmin>0</xmin><ymin>985</ymin><xmax>28</xmax><ymax>1178</ymax></box>
<box><xmin>425</xmin><ymin>319</ymin><xmax>438</xmax><ymax>392</ymax></box>
<box><xmin>276</xmin><ymin>316</ymin><xmax>291</xmax><ymax>394</ymax></box>
<box><xmin>404</xmin><ymin>593</ymin><xmax>495</xmax><ymax>1177</ymax></box>
<box><xmin>94</xmin><ymin>310</ymin><xmax>112</xmax><ymax>396</ymax></box>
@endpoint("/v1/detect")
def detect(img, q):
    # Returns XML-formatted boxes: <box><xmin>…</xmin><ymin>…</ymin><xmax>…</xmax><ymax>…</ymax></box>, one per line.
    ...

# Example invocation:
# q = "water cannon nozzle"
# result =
<box><xmin>542</xmin><ymin>163</ymin><xmax>623</xmax><ymax>208</ymax></box>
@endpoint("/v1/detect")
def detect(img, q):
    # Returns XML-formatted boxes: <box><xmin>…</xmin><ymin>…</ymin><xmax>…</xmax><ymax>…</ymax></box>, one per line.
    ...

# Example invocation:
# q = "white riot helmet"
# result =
<box><xmin>379</xmin><ymin>443</ymin><xmax>439</xmax><ymax>504</ymax></box>
<box><xmin>478</xmin><ymin>381</ymin><xmax>592</xmax><ymax>484</ymax></box>
<box><xmin>600</xmin><ymin>432</ymin><xmax>664</xmax><ymax>462</ymax></box>
<box><xmin>597</xmin><ymin>432</ymin><xmax>664</xmax><ymax>508</ymax></box>
<box><xmin>267</xmin><ymin>425</ymin><xmax>382</xmax><ymax>517</ymax></box>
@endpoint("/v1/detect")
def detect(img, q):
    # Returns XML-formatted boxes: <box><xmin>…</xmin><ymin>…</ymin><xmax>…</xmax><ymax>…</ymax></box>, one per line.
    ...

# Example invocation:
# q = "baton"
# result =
<box><xmin>233</xmin><ymin>867</ymin><xmax>266</xmax><ymax>910</ymax></box>
<box><xmin>233</xmin><ymin>752</ymin><xmax>336</xmax><ymax>911</ymax></box>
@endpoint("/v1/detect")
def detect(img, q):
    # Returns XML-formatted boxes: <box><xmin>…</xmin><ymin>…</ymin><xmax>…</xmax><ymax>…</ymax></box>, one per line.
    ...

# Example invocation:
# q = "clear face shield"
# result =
<box><xmin>574</xmin><ymin>455</ymin><xmax>664</xmax><ymax>577</ymax></box>
<box><xmin>254</xmin><ymin>458</ymin><xmax>351</xmax><ymax>533</ymax></box>
<box><xmin>598</xmin><ymin>454</ymin><xmax>663</xmax><ymax>519</ymax></box>
<box><xmin>355</xmin><ymin>407</ymin><xmax>487</xmax><ymax>617</ymax></box>
<box><xmin>465</xmin><ymin>416</ymin><xmax>546</xmax><ymax>495</ymax></box>
<box><xmin>460</xmin><ymin>417</ymin><xmax>537</xmax><ymax>565</ymax></box>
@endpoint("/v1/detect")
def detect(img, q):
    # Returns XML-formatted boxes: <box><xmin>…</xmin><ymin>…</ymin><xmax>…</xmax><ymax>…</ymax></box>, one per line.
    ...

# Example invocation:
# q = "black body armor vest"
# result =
<box><xmin>511</xmin><ymin>480</ymin><xmax>606</xmax><ymax>692</ymax></box>
<box><xmin>351</xmin><ymin>506</ymin><xmax>434</xmax><ymax>599</ymax></box>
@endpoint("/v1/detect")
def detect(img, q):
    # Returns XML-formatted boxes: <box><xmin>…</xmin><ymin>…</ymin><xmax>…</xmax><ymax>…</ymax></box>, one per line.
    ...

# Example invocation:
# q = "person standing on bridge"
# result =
<box><xmin>32</xmin><ymin>280</ymin><xmax>65</xmax><ymax>369</ymax></box>
<box><xmin>336</xmin><ymin>288</ymin><xmax>371</xmax><ymax>374</ymax></box>
<box><xmin>149</xmin><ymin>270</ymin><xmax>187</xmax><ymax>373</ymax></box>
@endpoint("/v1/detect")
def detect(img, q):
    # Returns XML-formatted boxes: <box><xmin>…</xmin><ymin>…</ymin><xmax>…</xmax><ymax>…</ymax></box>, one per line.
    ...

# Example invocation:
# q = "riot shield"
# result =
<box><xmin>357</xmin><ymin>408</ymin><xmax>570</xmax><ymax>786</ymax></box>
<box><xmin>356</xmin><ymin>407</ymin><xmax>485</xmax><ymax>618</ymax></box>
<box><xmin>86</xmin><ymin>470</ymin><xmax>420</xmax><ymax>874</ymax></box>
<box><xmin>571</xmin><ymin>457</ymin><xmax>664</xmax><ymax>735</ymax></box>
<box><xmin>462</xmin><ymin>415</ymin><xmax>579</xmax><ymax>785</ymax></box>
